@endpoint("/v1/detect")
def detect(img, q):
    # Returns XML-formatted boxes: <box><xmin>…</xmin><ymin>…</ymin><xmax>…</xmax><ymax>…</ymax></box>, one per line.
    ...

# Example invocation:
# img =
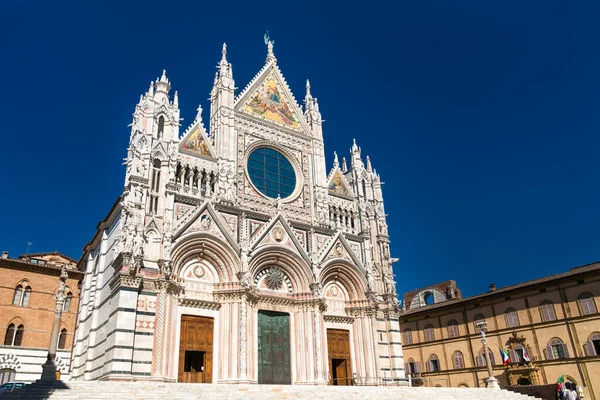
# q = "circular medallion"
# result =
<box><xmin>265</xmin><ymin>267</ymin><xmax>284</xmax><ymax>290</ymax></box>
<box><xmin>247</xmin><ymin>147</ymin><xmax>296</xmax><ymax>199</ymax></box>
<box><xmin>193</xmin><ymin>266</ymin><xmax>205</xmax><ymax>279</ymax></box>
<box><xmin>329</xmin><ymin>285</ymin><xmax>339</xmax><ymax>297</ymax></box>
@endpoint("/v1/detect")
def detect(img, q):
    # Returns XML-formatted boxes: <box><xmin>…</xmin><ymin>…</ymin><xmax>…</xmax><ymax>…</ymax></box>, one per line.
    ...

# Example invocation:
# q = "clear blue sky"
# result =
<box><xmin>1</xmin><ymin>1</ymin><xmax>598</xmax><ymax>298</ymax></box>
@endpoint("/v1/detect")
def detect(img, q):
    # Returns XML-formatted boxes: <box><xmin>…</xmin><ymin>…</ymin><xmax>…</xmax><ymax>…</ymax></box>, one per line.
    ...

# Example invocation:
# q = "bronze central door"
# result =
<box><xmin>178</xmin><ymin>315</ymin><xmax>213</xmax><ymax>383</ymax></box>
<box><xmin>327</xmin><ymin>329</ymin><xmax>352</xmax><ymax>385</ymax></box>
<box><xmin>257</xmin><ymin>310</ymin><xmax>291</xmax><ymax>384</ymax></box>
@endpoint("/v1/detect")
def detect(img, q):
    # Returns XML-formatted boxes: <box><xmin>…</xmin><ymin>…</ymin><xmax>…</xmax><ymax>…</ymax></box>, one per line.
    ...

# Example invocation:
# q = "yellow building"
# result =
<box><xmin>399</xmin><ymin>261</ymin><xmax>600</xmax><ymax>399</ymax></box>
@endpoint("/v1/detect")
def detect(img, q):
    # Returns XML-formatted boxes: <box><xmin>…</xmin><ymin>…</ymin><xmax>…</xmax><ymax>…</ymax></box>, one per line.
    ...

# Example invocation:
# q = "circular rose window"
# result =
<box><xmin>247</xmin><ymin>147</ymin><xmax>296</xmax><ymax>199</ymax></box>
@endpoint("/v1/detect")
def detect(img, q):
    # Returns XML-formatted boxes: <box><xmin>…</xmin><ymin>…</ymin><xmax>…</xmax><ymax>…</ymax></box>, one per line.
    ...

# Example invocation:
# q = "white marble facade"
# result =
<box><xmin>70</xmin><ymin>40</ymin><xmax>404</xmax><ymax>384</ymax></box>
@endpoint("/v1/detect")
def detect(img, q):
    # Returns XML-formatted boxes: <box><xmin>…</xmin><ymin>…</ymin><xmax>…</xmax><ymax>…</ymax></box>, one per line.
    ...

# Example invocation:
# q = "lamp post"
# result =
<box><xmin>41</xmin><ymin>266</ymin><xmax>69</xmax><ymax>381</ymax></box>
<box><xmin>476</xmin><ymin>320</ymin><xmax>500</xmax><ymax>389</ymax></box>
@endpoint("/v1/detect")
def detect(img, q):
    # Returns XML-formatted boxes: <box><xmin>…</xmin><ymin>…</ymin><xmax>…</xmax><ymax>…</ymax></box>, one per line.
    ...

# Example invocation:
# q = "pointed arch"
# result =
<box><xmin>320</xmin><ymin>259</ymin><xmax>368</xmax><ymax>301</ymax></box>
<box><xmin>249</xmin><ymin>246</ymin><xmax>312</xmax><ymax>294</ymax></box>
<box><xmin>171</xmin><ymin>232</ymin><xmax>239</xmax><ymax>284</ymax></box>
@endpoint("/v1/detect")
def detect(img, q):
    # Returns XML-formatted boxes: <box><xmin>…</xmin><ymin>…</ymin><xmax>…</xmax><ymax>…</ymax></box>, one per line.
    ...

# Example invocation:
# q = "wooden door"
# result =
<box><xmin>178</xmin><ymin>315</ymin><xmax>214</xmax><ymax>383</ymax></box>
<box><xmin>327</xmin><ymin>329</ymin><xmax>352</xmax><ymax>385</ymax></box>
<box><xmin>257</xmin><ymin>310</ymin><xmax>291</xmax><ymax>384</ymax></box>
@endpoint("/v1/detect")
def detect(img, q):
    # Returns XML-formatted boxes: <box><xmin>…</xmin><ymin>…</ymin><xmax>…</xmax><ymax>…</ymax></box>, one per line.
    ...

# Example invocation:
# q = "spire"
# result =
<box><xmin>173</xmin><ymin>91</ymin><xmax>179</xmax><ymax>107</ymax></box>
<box><xmin>333</xmin><ymin>151</ymin><xmax>339</xmax><ymax>168</ymax></box>
<box><xmin>350</xmin><ymin>139</ymin><xmax>364</xmax><ymax>170</ymax></box>
<box><xmin>342</xmin><ymin>157</ymin><xmax>348</xmax><ymax>173</ymax></box>
<box><xmin>306</xmin><ymin>79</ymin><xmax>312</xmax><ymax>99</ymax></box>
<box><xmin>351</xmin><ymin>138</ymin><xmax>359</xmax><ymax>154</ymax></box>
<box><xmin>366</xmin><ymin>155</ymin><xmax>372</xmax><ymax>172</ymax></box>
<box><xmin>219</xmin><ymin>42</ymin><xmax>231</xmax><ymax>77</ymax></box>
<box><xmin>155</xmin><ymin>69</ymin><xmax>171</xmax><ymax>102</ymax></box>
<box><xmin>148</xmin><ymin>81</ymin><xmax>154</xmax><ymax>97</ymax></box>
<box><xmin>264</xmin><ymin>32</ymin><xmax>276</xmax><ymax>63</ymax></box>
<box><xmin>221</xmin><ymin>43</ymin><xmax>228</xmax><ymax>64</ymax></box>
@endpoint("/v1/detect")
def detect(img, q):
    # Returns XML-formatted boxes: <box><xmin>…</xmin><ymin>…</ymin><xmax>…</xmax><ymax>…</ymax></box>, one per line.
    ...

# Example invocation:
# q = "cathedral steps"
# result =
<box><xmin>1</xmin><ymin>381</ymin><xmax>542</xmax><ymax>400</ymax></box>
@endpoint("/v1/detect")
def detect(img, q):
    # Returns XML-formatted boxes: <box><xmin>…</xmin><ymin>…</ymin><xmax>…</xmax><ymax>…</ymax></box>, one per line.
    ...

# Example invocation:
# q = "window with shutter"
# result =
<box><xmin>453</xmin><ymin>351</ymin><xmax>464</xmax><ymax>369</ymax></box>
<box><xmin>579</xmin><ymin>293</ymin><xmax>597</xmax><ymax>316</ymax></box>
<box><xmin>549</xmin><ymin>338</ymin><xmax>566</xmax><ymax>359</ymax></box>
<box><xmin>540</xmin><ymin>301</ymin><xmax>556</xmax><ymax>322</ymax></box>
<box><xmin>424</xmin><ymin>325</ymin><xmax>435</xmax><ymax>342</ymax></box>
<box><xmin>403</xmin><ymin>329</ymin><xmax>413</xmax><ymax>345</ymax></box>
<box><xmin>545</xmin><ymin>345</ymin><xmax>554</xmax><ymax>360</ymax></box>
<box><xmin>447</xmin><ymin>320</ymin><xmax>459</xmax><ymax>338</ymax></box>
<box><xmin>505</xmin><ymin>308</ymin><xmax>519</xmax><ymax>328</ymax></box>
<box><xmin>415</xmin><ymin>361</ymin><xmax>421</xmax><ymax>373</ymax></box>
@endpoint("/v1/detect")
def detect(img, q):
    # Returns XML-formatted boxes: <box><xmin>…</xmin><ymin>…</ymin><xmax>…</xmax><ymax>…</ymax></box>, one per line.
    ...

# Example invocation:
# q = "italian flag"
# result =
<box><xmin>499</xmin><ymin>347</ymin><xmax>510</xmax><ymax>366</ymax></box>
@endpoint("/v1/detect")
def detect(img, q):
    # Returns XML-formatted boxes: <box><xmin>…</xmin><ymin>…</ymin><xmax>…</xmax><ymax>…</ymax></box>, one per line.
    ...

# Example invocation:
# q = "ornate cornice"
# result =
<box><xmin>179</xmin><ymin>298</ymin><xmax>221</xmax><ymax>310</ymax></box>
<box><xmin>323</xmin><ymin>314</ymin><xmax>355</xmax><ymax>324</ymax></box>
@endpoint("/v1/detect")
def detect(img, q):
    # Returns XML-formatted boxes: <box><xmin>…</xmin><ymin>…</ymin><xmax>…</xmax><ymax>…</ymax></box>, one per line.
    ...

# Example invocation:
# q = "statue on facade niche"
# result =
<box><xmin>383</xmin><ymin>274</ymin><xmax>394</xmax><ymax>295</ymax></box>
<box><xmin>366</xmin><ymin>268</ymin><xmax>375</xmax><ymax>292</ymax></box>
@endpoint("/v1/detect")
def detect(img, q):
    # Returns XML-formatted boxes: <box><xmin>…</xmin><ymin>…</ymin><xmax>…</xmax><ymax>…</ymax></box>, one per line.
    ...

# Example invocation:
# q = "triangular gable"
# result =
<box><xmin>249</xmin><ymin>214</ymin><xmax>310</xmax><ymax>264</ymax></box>
<box><xmin>318</xmin><ymin>232</ymin><xmax>363</xmax><ymax>268</ymax></box>
<box><xmin>179</xmin><ymin>115</ymin><xmax>216</xmax><ymax>159</ymax></box>
<box><xmin>328</xmin><ymin>168</ymin><xmax>353</xmax><ymax>198</ymax></box>
<box><xmin>235</xmin><ymin>64</ymin><xmax>310</xmax><ymax>133</ymax></box>
<box><xmin>172</xmin><ymin>201</ymin><xmax>239</xmax><ymax>252</ymax></box>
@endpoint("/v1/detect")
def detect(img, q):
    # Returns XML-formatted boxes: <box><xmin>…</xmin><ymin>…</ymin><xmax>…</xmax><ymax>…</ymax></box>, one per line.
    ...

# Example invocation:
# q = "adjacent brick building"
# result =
<box><xmin>0</xmin><ymin>251</ymin><xmax>83</xmax><ymax>383</ymax></box>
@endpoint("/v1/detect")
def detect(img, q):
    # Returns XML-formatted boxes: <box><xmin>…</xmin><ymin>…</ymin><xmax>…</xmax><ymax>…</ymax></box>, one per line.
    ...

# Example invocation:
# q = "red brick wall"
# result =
<box><xmin>0</xmin><ymin>264</ymin><xmax>82</xmax><ymax>350</ymax></box>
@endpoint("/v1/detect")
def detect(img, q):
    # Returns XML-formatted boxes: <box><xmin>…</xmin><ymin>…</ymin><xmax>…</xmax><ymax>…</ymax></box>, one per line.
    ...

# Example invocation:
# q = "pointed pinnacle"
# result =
<box><xmin>161</xmin><ymin>69</ymin><xmax>167</xmax><ymax>82</ymax></box>
<box><xmin>221</xmin><ymin>42</ymin><xmax>228</xmax><ymax>64</ymax></box>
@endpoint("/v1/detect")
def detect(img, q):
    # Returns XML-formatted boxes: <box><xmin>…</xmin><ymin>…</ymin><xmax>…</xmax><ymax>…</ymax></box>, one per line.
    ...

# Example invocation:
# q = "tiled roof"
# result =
<box><xmin>400</xmin><ymin>261</ymin><xmax>600</xmax><ymax>316</ymax></box>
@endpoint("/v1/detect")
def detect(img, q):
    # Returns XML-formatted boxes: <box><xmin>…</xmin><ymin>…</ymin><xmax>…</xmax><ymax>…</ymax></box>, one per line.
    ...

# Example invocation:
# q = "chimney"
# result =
<box><xmin>1</xmin><ymin>251</ymin><xmax>8</xmax><ymax>259</ymax></box>
<box><xmin>489</xmin><ymin>283</ymin><xmax>496</xmax><ymax>292</ymax></box>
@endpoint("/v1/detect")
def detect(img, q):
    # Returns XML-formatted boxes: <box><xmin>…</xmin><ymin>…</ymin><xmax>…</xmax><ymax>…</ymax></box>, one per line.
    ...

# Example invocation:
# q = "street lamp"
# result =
<box><xmin>41</xmin><ymin>266</ymin><xmax>69</xmax><ymax>381</ymax></box>
<box><xmin>476</xmin><ymin>320</ymin><xmax>500</xmax><ymax>389</ymax></box>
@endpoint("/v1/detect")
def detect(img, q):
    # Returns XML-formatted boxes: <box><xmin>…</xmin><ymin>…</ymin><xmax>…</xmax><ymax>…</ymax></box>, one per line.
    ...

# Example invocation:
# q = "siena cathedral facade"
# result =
<box><xmin>71</xmin><ymin>40</ymin><xmax>404</xmax><ymax>385</ymax></box>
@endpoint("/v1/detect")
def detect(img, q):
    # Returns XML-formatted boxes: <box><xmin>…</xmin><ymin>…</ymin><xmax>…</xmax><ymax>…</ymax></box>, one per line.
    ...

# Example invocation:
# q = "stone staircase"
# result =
<box><xmin>0</xmin><ymin>381</ymin><xmax>542</xmax><ymax>400</ymax></box>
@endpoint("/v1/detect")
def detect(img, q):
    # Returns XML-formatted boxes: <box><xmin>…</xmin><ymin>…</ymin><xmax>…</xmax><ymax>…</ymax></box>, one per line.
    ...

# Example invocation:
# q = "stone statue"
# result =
<box><xmin>366</xmin><ymin>269</ymin><xmax>375</xmax><ymax>292</ymax></box>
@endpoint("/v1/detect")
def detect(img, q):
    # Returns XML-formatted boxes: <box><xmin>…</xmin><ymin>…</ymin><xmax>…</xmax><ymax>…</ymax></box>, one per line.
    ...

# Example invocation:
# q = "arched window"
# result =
<box><xmin>405</xmin><ymin>358</ymin><xmax>420</xmax><ymax>375</ymax></box>
<box><xmin>505</xmin><ymin>308</ymin><xmax>520</xmax><ymax>328</ymax></box>
<box><xmin>157</xmin><ymin>116</ymin><xmax>165</xmax><ymax>139</ymax></box>
<box><xmin>473</xmin><ymin>314</ymin><xmax>485</xmax><ymax>331</ymax></box>
<box><xmin>452</xmin><ymin>351</ymin><xmax>465</xmax><ymax>369</ymax></box>
<box><xmin>12</xmin><ymin>283</ymin><xmax>31</xmax><ymax>306</ymax></box>
<box><xmin>149</xmin><ymin>158</ymin><xmax>161</xmax><ymax>214</ymax></box>
<box><xmin>540</xmin><ymin>301</ymin><xmax>557</xmax><ymax>322</ymax></box>
<box><xmin>12</xmin><ymin>285</ymin><xmax>22</xmax><ymax>305</ymax></box>
<box><xmin>423</xmin><ymin>292</ymin><xmax>434</xmax><ymax>306</ymax></box>
<box><xmin>58</xmin><ymin>329</ymin><xmax>68</xmax><ymax>349</ymax></box>
<box><xmin>477</xmin><ymin>347</ymin><xmax>496</xmax><ymax>367</ymax></box>
<box><xmin>0</xmin><ymin>369</ymin><xmax>16</xmax><ymax>385</ymax></box>
<box><xmin>13</xmin><ymin>325</ymin><xmax>24</xmax><ymax>347</ymax></box>
<box><xmin>578</xmin><ymin>293</ymin><xmax>597</xmax><ymax>316</ymax></box>
<box><xmin>63</xmin><ymin>293</ymin><xmax>72</xmax><ymax>312</ymax></box>
<box><xmin>546</xmin><ymin>338</ymin><xmax>569</xmax><ymax>360</ymax></box>
<box><xmin>403</xmin><ymin>329</ymin><xmax>413</xmax><ymax>345</ymax></box>
<box><xmin>4</xmin><ymin>324</ymin><xmax>15</xmax><ymax>346</ymax></box>
<box><xmin>424</xmin><ymin>324</ymin><xmax>435</xmax><ymax>342</ymax></box>
<box><xmin>22</xmin><ymin>287</ymin><xmax>31</xmax><ymax>306</ymax></box>
<box><xmin>426</xmin><ymin>354</ymin><xmax>441</xmax><ymax>372</ymax></box>
<box><xmin>447</xmin><ymin>320</ymin><xmax>459</xmax><ymax>338</ymax></box>
<box><xmin>584</xmin><ymin>332</ymin><xmax>600</xmax><ymax>356</ymax></box>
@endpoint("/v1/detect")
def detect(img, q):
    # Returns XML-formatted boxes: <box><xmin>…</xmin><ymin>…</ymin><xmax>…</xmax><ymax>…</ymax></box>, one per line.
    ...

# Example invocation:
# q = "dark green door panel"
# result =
<box><xmin>257</xmin><ymin>310</ymin><xmax>291</xmax><ymax>384</ymax></box>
